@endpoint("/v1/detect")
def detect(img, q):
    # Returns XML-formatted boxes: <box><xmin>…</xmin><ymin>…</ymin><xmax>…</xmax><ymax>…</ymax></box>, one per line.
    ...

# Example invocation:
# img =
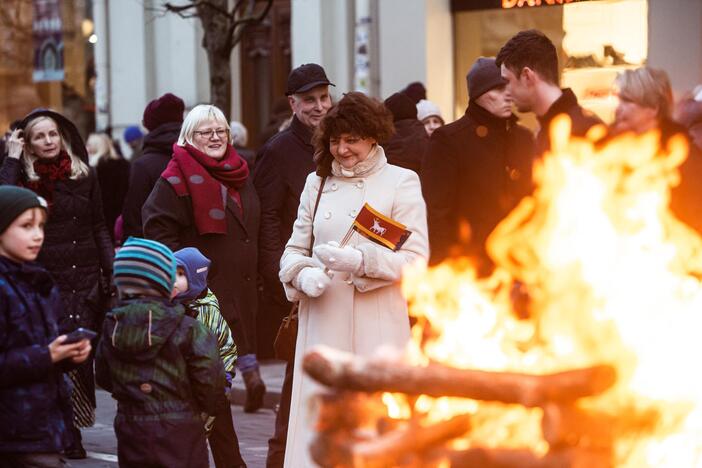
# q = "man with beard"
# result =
<box><xmin>253</xmin><ymin>63</ymin><xmax>334</xmax><ymax>467</ymax></box>
<box><xmin>422</xmin><ymin>58</ymin><xmax>535</xmax><ymax>270</ymax></box>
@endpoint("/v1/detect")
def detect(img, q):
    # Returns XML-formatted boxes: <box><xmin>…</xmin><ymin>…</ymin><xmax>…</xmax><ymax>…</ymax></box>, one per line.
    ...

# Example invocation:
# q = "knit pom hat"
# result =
<box><xmin>142</xmin><ymin>93</ymin><xmax>185</xmax><ymax>131</ymax></box>
<box><xmin>416</xmin><ymin>99</ymin><xmax>444</xmax><ymax>123</ymax></box>
<box><xmin>0</xmin><ymin>186</ymin><xmax>48</xmax><ymax>234</ymax></box>
<box><xmin>114</xmin><ymin>237</ymin><xmax>176</xmax><ymax>299</ymax></box>
<box><xmin>123</xmin><ymin>125</ymin><xmax>144</xmax><ymax>143</ymax></box>
<box><xmin>174</xmin><ymin>247</ymin><xmax>211</xmax><ymax>302</ymax></box>
<box><xmin>384</xmin><ymin>92</ymin><xmax>418</xmax><ymax>122</ymax></box>
<box><xmin>467</xmin><ymin>57</ymin><xmax>507</xmax><ymax>101</ymax></box>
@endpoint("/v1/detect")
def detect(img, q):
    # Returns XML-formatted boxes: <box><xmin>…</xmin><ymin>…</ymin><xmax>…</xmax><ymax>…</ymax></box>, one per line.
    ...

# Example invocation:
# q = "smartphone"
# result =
<box><xmin>63</xmin><ymin>327</ymin><xmax>97</xmax><ymax>344</ymax></box>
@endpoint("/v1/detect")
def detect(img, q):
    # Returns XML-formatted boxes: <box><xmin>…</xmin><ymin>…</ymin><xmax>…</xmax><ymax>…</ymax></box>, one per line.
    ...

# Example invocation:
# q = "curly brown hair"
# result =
<box><xmin>313</xmin><ymin>92</ymin><xmax>395</xmax><ymax>176</ymax></box>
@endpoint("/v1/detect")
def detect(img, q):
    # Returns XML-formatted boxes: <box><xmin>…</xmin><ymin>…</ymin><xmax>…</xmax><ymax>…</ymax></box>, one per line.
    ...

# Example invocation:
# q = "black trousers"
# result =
<box><xmin>265</xmin><ymin>359</ymin><xmax>294</xmax><ymax>468</ymax></box>
<box><xmin>209</xmin><ymin>393</ymin><xmax>246</xmax><ymax>468</ymax></box>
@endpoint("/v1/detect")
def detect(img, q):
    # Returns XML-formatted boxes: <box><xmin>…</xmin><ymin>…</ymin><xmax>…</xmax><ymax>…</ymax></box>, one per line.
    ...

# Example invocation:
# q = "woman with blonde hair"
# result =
<box><xmin>1</xmin><ymin>109</ymin><xmax>114</xmax><ymax>459</ymax></box>
<box><xmin>612</xmin><ymin>66</ymin><xmax>702</xmax><ymax>234</ymax></box>
<box><xmin>86</xmin><ymin>132</ymin><xmax>130</xmax><ymax>239</ymax></box>
<box><xmin>143</xmin><ymin>104</ymin><xmax>258</xmax><ymax>467</ymax></box>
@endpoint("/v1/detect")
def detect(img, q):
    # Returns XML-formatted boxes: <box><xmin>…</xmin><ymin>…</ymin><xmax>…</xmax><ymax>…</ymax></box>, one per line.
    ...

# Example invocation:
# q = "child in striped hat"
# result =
<box><xmin>95</xmin><ymin>237</ymin><xmax>226</xmax><ymax>468</ymax></box>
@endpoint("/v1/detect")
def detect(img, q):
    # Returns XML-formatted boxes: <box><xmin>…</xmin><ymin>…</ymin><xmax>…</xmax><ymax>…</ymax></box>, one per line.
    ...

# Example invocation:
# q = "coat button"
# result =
<box><xmin>356</xmin><ymin>181</ymin><xmax>364</xmax><ymax>188</ymax></box>
<box><xmin>73</xmin><ymin>216</ymin><xmax>77</xmax><ymax>221</ymax></box>
<box><xmin>245</xmin><ymin>275</ymin><xmax>251</xmax><ymax>281</ymax></box>
<box><xmin>244</xmin><ymin>238</ymin><xmax>250</xmax><ymax>244</ymax></box>
<box><xmin>324</xmin><ymin>211</ymin><xmax>332</xmax><ymax>219</ymax></box>
<box><xmin>331</xmin><ymin>183</ymin><xmax>338</xmax><ymax>191</ymax></box>
<box><xmin>72</xmin><ymin>265</ymin><xmax>76</xmax><ymax>269</ymax></box>
<box><xmin>476</xmin><ymin>125</ymin><xmax>489</xmax><ymax>138</ymax></box>
<box><xmin>72</xmin><ymin>289</ymin><xmax>76</xmax><ymax>293</ymax></box>
<box><xmin>72</xmin><ymin>240</ymin><xmax>77</xmax><ymax>245</ymax></box>
<box><xmin>140</xmin><ymin>383</ymin><xmax>153</xmax><ymax>394</ymax></box>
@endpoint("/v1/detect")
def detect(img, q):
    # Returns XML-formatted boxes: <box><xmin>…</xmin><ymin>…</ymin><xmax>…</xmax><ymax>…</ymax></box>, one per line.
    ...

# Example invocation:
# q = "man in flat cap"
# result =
<box><xmin>253</xmin><ymin>63</ymin><xmax>334</xmax><ymax>467</ymax></box>
<box><xmin>421</xmin><ymin>57</ymin><xmax>535</xmax><ymax>271</ymax></box>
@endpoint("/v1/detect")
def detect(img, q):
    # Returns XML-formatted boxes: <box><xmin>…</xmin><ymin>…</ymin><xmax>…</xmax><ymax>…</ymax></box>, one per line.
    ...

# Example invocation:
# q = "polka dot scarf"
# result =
<box><xmin>162</xmin><ymin>143</ymin><xmax>249</xmax><ymax>234</ymax></box>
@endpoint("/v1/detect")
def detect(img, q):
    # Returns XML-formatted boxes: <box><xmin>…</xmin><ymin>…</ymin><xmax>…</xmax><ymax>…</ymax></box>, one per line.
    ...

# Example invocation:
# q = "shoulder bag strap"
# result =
<box><xmin>308</xmin><ymin>176</ymin><xmax>326</xmax><ymax>253</ymax></box>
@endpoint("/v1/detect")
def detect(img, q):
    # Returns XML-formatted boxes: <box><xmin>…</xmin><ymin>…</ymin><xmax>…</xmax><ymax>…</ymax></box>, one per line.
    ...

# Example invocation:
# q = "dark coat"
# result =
<box><xmin>382</xmin><ymin>118</ymin><xmax>429</xmax><ymax>174</ymax></box>
<box><xmin>122</xmin><ymin>122</ymin><xmax>181</xmax><ymax>238</ymax></box>
<box><xmin>422</xmin><ymin>102</ymin><xmax>536</xmax><ymax>267</ymax></box>
<box><xmin>96</xmin><ymin>156</ymin><xmax>130</xmax><ymax>239</ymax></box>
<box><xmin>0</xmin><ymin>257</ymin><xmax>74</xmax><ymax>454</ymax></box>
<box><xmin>253</xmin><ymin>115</ymin><xmax>316</xmax><ymax>286</ymax></box>
<box><xmin>142</xmin><ymin>176</ymin><xmax>260</xmax><ymax>356</ymax></box>
<box><xmin>536</xmin><ymin>88</ymin><xmax>603</xmax><ymax>155</ymax></box>
<box><xmin>96</xmin><ymin>298</ymin><xmax>223</xmax><ymax>468</ymax></box>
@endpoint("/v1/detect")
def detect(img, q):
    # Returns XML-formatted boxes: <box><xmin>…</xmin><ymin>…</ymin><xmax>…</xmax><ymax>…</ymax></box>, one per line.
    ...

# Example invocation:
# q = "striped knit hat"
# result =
<box><xmin>114</xmin><ymin>237</ymin><xmax>176</xmax><ymax>299</ymax></box>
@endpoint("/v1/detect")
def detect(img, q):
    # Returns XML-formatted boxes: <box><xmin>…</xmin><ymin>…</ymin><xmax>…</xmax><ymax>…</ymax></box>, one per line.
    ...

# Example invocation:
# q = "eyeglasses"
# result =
<box><xmin>193</xmin><ymin>128</ymin><xmax>229</xmax><ymax>139</ymax></box>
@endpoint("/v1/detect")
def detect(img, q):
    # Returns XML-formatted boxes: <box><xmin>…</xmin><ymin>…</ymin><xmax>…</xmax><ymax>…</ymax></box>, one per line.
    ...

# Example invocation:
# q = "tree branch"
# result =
<box><xmin>227</xmin><ymin>0</ymin><xmax>274</xmax><ymax>49</ymax></box>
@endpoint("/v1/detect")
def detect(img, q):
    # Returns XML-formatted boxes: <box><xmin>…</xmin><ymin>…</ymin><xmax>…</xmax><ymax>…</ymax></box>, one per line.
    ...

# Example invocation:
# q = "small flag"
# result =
<box><xmin>352</xmin><ymin>203</ymin><xmax>412</xmax><ymax>251</ymax></box>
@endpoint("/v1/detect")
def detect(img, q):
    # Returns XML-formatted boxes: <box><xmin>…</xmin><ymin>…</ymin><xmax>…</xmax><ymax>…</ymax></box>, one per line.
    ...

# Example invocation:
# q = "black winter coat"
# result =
<box><xmin>96</xmin><ymin>156</ymin><xmax>130</xmax><ymax>239</ymax></box>
<box><xmin>122</xmin><ymin>122</ymin><xmax>181</xmax><ymax>238</ymax></box>
<box><xmin>0</xmin><ymin>158</ymin><xmax>114</xmax><ymax>332</ymax></box>
<box><xmin>142</xmin><ymin>177</ymin><xmax>260</xmax><ymax>356</ymax></box>
<box><xmin>382</xmin><ymin>118</ymin><xmax>429</xmax><ymax>174</ymax></box>
<box><xmin>536</xmin><ymin>88</ymin><xmax>603</xmax><ymax>155</ymax></box>
<box><xmin>422</xmin><ymin>102</ymin><xmax>535</xmax><ymax>267</ymax></box>
<box><xmin>253</xmin><ymin>115</ymin><xmax>316</xmax><ymax>286</ymax></box>
<box><xmin>0</xmin><ymin>257</ymin><xmax>74</xmax><ymax>454</ymax></box>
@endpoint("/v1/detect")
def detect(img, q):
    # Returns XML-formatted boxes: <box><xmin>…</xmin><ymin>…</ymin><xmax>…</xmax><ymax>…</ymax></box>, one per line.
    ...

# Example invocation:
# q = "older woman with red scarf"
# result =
<box><xmin>143</xmin><ymin>104</ymin><xmax>260</xmax><ymax>467</ymax></box>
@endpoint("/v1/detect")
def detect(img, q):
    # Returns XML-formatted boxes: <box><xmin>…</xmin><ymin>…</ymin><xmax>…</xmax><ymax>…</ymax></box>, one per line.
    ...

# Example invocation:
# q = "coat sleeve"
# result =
<box><xmin>253</xmin><ymin>147</ymin><xmax>287</xmax><ymax>284</ymax></box>
<box><xmin>122</xmin><ymin>159</ymin><xmax>152</xmax><ymax>238</ymax></box>
<box><xmin>186</xmin><ymin>319</ymin><xmax>227</xmax><ymax>415</ymax></box>
<box><xmin>421</xmin><ymin>130</ymin><xmax>460</xmax><ymax>264</ymax></box>
<box><xmin>89</xmin><ymin>171</ymin><xmax>115</xmax><ymax>273</ymax></box>
<box><xmin>352</xmin><ymin>170</ymin><xmax>429</xmax><ymax>293</ymax></box>
<box><xmin>142</xmin><ymin>178</ymin><xmax>187</xmax><ymax>251</ymax></box>
<box><xmin>279</xmin><ymin>173</ymin><xmax>326</xmax><ymax>301</ymax></box>
<box><xmin>94</xmin><ymin>316</ymin><xmax>113</xmax><ymax>392</ymax></box>
<box><xmin>0</xmin><ymin>157</ymin><xmax>23</xmax><ymax>186</ymax></box>
<box><xmin>0</xmin><ymin>293</ymin><xmax>55</xmax><ymax>388</ymax></box>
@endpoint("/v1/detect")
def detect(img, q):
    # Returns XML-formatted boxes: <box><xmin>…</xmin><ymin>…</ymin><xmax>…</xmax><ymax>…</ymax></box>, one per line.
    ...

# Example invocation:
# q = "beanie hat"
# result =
<box><xmin>123</xmin><ymin>125</ymin><xmax>144</xmax><ymax>143</ymax></box>
<box><xmin>402</xmin><ymin>82</ymin><xmax>426</xmax><ymax>104</ymax></box>
<box><xmin>0</xmin><ymin>186</ymin><xmax>48</xmax><ymax>234</ymax></box>
<box><xmin>416</xmin><ymin>99</ymin><xmax>444</xmax><ymax>123</ymax></box>
<box><xmin>142</xmin><ymin>93</ymin><xmax>185</xmax><ymax>131</ymax></box>
<box><xmin>174</xmin><ymin>247</ymin><xmax>211</xmax><ymax>302</ymax></box>
<box><xmin>467</xmin><ymin>57</ymin><xmax>507</xmax><ymax>101</ymax></box>
<box><xmin>114</xmin><ymin>237</ymin><xmax>176</xmax><ymax>299</ymax></box>
<box><xmin>384</xmin><ymin>92</ymin><xmax>418</xmax><ymax>122</ymax></box>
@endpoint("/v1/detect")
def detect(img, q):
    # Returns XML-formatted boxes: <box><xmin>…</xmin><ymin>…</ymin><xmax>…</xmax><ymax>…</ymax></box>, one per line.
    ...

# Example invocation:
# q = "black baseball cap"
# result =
<box><xmin>286</xmin><ymin>63</ymin><xmax>335</xmax><ymax>96</ymax></box>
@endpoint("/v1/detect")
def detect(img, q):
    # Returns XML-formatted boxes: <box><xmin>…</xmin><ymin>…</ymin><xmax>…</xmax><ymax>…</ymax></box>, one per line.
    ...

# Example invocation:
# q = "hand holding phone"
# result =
<box><xmin>63</xmin><ymin>327</ymin><xmax>97</xmax><ymax>344</ymax></box>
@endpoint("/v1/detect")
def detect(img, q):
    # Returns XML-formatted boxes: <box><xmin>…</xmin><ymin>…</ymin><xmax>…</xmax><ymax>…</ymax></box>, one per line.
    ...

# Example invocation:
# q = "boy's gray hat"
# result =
<box><xmin>0</xmin><ymin>186</ymin><xmax>47</xmax><ymax>234</ymax></box>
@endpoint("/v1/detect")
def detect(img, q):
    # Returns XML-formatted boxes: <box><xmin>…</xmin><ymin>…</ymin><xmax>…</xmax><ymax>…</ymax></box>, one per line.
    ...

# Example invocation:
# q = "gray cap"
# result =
<box><xmin>467</xmin><ymin>57</ymin><xmax>507</xmax><ymax>100</ymax></box>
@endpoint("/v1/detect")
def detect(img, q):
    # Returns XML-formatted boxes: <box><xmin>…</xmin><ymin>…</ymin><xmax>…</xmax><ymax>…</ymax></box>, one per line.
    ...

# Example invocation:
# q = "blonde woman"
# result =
<box><xmin>1</xmin><ymin>109</ymin><xmax>114</xmax><ymax>459</ymax></box>
<box><xmin>86</xmin><ymin>132</ymin><xmax>130</xmax><ymax>239</ymax></box>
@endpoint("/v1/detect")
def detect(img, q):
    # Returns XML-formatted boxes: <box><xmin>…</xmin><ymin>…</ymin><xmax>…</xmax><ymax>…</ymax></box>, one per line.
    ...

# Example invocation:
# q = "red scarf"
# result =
<box><xmin>23</xmin><ymin>150</ymin><xmax>73</xmax><ymax>205</ymax></box>
<box><xmin>162</xmin><ymin>143</ymin><xmax>249</xmax><ymax>234</ymax></box>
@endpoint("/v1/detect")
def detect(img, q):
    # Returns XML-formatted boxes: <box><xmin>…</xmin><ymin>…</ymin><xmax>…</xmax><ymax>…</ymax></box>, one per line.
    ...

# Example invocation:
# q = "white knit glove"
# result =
<box><xmin>295</xmin><ymin>267</ymin><xmax>331</xmax><ymax>298</ymax></box>
<box><xmin>314</xmin><ymin>241</ymin><xmax>364</xmax><ymax>275</ymax></box>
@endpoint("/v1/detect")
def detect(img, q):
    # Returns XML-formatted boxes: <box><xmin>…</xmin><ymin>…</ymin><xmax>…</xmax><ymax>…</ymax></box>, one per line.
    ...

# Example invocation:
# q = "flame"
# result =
<box><xmin>395</xmin><ymin>115</ymin><xmax>702</xmax><ymax>466</ymax></box>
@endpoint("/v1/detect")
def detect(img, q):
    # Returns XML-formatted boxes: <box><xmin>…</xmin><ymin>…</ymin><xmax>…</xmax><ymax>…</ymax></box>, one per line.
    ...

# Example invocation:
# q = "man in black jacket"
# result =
<box><xmin>422</xmin><ymin>58</ymin><xmax>535</xmax><ymax>269</ymax></box>
<box><xmin>121</xmin><ymin>93</ymin><xmax>184</xmax><ymax>239</ymax></box>
<box><xmin>253</xmin><ymin>63</ymin><xmax>333</xmax><ymax>468</ymax></box>
<box><xmin>496</xmin><ymin>29</ymin><xmax>602</xmax><ymax>155</ymax></box>
<box><xmin>382</xmin><ymin>92</ymin><xmax>429</xmax><ymax>174</ymax></box>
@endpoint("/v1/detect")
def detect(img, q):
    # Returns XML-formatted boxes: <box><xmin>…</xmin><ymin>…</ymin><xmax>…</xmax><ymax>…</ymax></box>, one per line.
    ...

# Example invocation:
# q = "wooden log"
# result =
<box><xmin>448</xmin><ymin>447</ymin><xmax>612</xmax><ymax>468</ymax></box>
<box><xmin>311</xmin><ymin>391</ymin><xmax>389</xmax><ymax>432</ymax></box>
<box><xmin>303</xmin><ymin>345</ymin><xmax>616</xmax><ymax>407</ymax></box>
<box><xmin>309</xmin><ymin>413</ymin><xmax>471</xmax><ymax>468</ymax></box>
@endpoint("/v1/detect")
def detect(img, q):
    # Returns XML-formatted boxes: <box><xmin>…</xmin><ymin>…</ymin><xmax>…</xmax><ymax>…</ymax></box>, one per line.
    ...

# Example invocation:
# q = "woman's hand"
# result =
<box><xmin>6</xmin><ymin>129</ymin><xmax>24</xmax><ymax>160</ymax></box>
<box><xmin>295</xmin><ymin>267</ymin><xmax>331</xmax><ymax>297</ymax></box>
<box><xmin>314</xmin><ymin>242</ymin><xmax>364</xmax><ymax>275</ymax></box>
<box><xmin>49</xmin><ymin>336</ymin><xmax>92</xmax><ymax>363</ymax></box>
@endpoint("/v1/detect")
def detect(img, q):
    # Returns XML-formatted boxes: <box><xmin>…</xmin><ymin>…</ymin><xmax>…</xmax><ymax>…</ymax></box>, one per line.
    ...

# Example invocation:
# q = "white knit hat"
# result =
<box><xmin>416</xmin><ymin>99</ymin><xmax>444</xmax><ymax>123</ymax></box>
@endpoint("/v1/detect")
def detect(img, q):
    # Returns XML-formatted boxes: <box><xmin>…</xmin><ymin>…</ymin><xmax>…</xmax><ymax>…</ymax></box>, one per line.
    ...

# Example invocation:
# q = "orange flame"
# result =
<box><xmin>396</xmin><ymin>115</ymin><xmax>702</xmax><ymax>466</ymax></box>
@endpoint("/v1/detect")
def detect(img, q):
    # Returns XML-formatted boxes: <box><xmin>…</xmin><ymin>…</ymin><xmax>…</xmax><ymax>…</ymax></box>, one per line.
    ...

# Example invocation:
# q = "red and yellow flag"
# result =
<box><xmin>352</xmin><ymin>203</ymin><xmax>412</xmax><ymax>251</ymax></box>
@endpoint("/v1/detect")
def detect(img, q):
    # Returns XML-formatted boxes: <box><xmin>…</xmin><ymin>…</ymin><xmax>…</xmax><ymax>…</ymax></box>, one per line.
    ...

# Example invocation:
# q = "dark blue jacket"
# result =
<box><xmin>0</xmin><ymin>256</ymin><xmax>73</xmax><ymax>453</ymax></box>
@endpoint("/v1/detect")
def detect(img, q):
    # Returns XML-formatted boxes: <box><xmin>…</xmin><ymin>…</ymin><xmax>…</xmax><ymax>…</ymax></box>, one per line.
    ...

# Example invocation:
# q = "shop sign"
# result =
<box><xmin>452</xmin><ymin>0</ymin><xmax>592</xmax><ymax>11</ymax></box>
<box><xmin>33</xmin><ymin>0</ymin><xmax>64</xmax><ymax>82</ymax></box>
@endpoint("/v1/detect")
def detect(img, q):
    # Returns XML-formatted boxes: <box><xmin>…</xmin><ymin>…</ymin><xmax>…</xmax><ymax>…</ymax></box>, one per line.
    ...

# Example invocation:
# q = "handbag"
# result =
<box><xmin>274</xmin><ymin>176</ymin><xmax>326</xmax><ymax>362</ymax></box>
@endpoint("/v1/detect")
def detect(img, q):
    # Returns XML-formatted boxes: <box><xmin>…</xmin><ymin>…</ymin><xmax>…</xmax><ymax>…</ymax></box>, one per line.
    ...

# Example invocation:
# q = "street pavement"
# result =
<box><xmin>72</xmin><ymin>361</ymin><xmax>286</xmax><ymax>468</ymax></box>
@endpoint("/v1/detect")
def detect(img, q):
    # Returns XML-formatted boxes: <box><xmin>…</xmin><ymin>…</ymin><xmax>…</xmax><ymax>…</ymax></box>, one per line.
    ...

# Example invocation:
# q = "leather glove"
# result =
<box><xmin>295</xmin><ymin>267</ymin><xmax>331</xmax><ymax>298</ymax></box>
<box><xmin>314</xmin><ymin>241</ymin><xmax>364</xmax><ymax>275</ymax></box>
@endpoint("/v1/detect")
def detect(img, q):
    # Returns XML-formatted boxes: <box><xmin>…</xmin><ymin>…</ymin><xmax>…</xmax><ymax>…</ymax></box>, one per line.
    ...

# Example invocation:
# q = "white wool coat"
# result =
<box><xmin>279</xmin><ymin>147</ymin><xmax>429</xmax><ymax>467</ymax></box>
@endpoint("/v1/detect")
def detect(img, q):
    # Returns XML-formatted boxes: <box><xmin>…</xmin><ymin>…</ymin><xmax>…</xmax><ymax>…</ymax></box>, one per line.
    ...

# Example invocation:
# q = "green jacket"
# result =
<box><xmin>96</xmin><ymin>298</ymin><xmax>226</xmax><ymax>421</ymax></box>
<box><xmin>185</xmin><ymin>289</ymin><xmax>237</xmax><ymax>373</ymax></box>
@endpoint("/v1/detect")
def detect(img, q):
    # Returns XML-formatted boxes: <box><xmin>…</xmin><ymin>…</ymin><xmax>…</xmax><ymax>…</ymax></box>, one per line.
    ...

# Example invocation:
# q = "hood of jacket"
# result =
<box><xmin>143</xmin><ymin>121</ymin><xmax>182</xmax><ymax>155</ymax></box>
<box><xmin>174</xmin><ymin>247</ymin><xmax>210</xmax><ymax>302</ymax></box>
<box><xmin>106</xmin><ymin>299</ymin><xmax>185</xmax><ymax>361</ymax></box>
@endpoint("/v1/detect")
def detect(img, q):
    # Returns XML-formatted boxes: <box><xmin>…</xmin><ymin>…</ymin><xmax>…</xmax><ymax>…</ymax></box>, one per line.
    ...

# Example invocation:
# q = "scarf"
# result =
<box><xmin>162</xmin><ymin>143</ymin><xmax>249</xmax><ymax>234</ymax></box>
<box><xmin>331</xmin><ymin>144</ymin><xmax>387</xmax><ymax>178</ymax></box>
<box><xmin>24</xmin><ymin>150</ymin><xmax>73</xmax><ymax>205</ymax></box>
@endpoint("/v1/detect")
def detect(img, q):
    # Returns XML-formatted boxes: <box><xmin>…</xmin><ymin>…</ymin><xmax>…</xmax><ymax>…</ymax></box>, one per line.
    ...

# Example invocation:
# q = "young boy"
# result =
<box><xmin>173</xmin><ymin>247</ymin><xmax>246</xmax><ymax>468</ymax></box>
<box><xmin>96</xmin><ymin>237</ymin><xmax>225</xmax><ymax>468</ymax></box>
<box><xmin>0</xmin><ymin>186</ymin><xmax>91</xmax><ymax>467</ymax></box>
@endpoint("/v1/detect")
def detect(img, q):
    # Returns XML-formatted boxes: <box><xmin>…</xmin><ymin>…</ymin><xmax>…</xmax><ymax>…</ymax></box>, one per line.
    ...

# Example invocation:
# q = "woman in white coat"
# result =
<box><xmin>279</xmin><ymin>92</ymin><xmax>429</xmax><ymax>467</ymax></box>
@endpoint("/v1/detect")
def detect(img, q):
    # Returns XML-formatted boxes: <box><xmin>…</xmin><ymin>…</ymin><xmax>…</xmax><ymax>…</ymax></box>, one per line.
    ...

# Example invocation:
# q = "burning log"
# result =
<box><xmin>310</xmin><ymin>413</ymin><xmax>471</xmax><ymax>468</ymax></box>
<box><xmin>304</xmin><ymin>346</ymin><xmax>616</xmax><ymax>407</ymax></box>
<box><xmin>448</xmin><ymin>447</ymin><xmax>612</xmax><ymax>468</ymax></box>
